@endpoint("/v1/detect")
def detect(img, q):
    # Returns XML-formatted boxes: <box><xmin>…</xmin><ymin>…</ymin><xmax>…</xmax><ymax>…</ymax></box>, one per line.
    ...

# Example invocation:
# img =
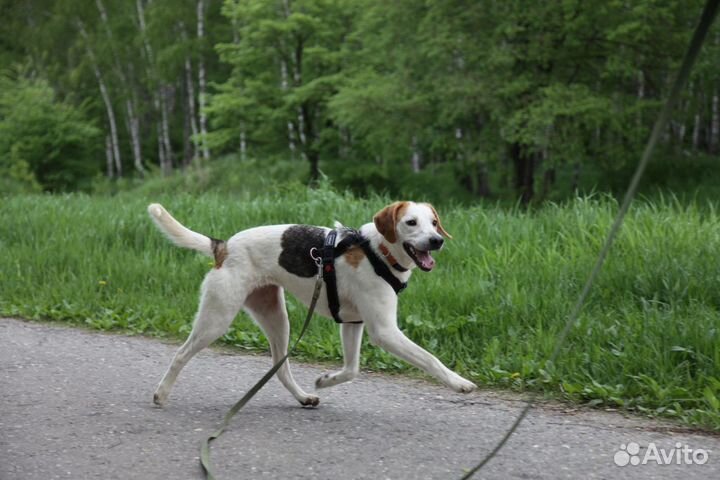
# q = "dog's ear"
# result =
<box><xmin>373</xmin><ymin>202</ymin><xmax>407</xmax><ymax>243</ymax></box>
<box><xmin>425</xmin><ymin>203</ymin><xmax>453</xmax><ymax>239</ymax></box>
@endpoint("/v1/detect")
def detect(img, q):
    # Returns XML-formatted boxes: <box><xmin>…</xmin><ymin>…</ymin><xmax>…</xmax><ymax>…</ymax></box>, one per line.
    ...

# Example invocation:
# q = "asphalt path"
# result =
<box><xmin>1</xmin><ymin>318</ymin><xmax>718</xmax><ymax>479</ymax></box>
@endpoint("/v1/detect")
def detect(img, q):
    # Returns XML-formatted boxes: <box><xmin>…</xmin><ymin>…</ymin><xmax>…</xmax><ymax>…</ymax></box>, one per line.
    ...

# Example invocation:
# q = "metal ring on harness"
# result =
<box><xmin>309</xmin><ymin>247</ymin><xmax>322</xmax><ymax>267</ymax></box>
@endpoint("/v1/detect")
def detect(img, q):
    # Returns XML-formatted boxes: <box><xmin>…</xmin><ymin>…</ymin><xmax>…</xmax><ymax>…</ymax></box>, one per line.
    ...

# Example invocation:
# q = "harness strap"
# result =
<box><xmin>323</xmin><ymin>229</ymin><xmax>407</xmax><ymax>323</ymax></box>
<box><xmin>359</xmin><ymin>240</ymin><xmax>408</xmax><ymax>294</ymax></box>
<box><xmin>322</xmin><ymin>230</ymin><xmax>357</xmax><ymax>324</ymax></box>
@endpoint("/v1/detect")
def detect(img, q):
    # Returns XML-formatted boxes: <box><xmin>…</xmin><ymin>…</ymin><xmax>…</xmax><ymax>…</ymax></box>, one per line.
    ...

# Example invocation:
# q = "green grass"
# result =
<box><xmin>1</xmin><ymin>187</ymin><xmax>719</xmax><ymax>430</ymax></box>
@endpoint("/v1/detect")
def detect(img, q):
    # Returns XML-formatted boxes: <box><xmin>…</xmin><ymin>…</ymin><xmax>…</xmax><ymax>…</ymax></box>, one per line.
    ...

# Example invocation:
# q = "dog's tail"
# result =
<box><xmin>147</xmin><ymin>203</ymin><xmax>215</xmax><ymax>257</ymax></box>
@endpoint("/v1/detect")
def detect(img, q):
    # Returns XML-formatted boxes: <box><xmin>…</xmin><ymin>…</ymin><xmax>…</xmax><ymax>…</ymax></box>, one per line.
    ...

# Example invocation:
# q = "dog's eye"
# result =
<box><xmin>406</xmin><ymin>219</ymin><xmax>417</xmax><ymax>226</ymax></box>
<box><xmin>432</xmin><ymin>220</ymin><xmax>438</xmax><ymax>226</ymax></box>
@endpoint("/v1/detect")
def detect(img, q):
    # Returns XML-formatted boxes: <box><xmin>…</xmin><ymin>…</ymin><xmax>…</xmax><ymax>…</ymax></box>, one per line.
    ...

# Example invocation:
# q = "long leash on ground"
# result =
<box><xmin>199</xmin><ymin>252</ymin><xmax>325</xmax><ymax>480</ymax></box>
<box><xmin>459</xmin><ymin>1</ymin><xmax>720</xmax><ymax>478</ymax></box>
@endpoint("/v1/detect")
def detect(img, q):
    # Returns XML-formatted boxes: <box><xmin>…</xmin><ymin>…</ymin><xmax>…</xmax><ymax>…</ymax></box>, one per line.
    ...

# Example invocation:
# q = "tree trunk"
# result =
<box><xmin>290</xmin><ymin>28</ymin><xmax>310</xmax><ymax>164</ymax></box>
<box><xmin>300</xmin><ymin>103</ymin><xmax>319</xmax><ymax>182</ymax></box>
<box><xmin>77</xmin><ymin>20</ymin><xmax>121</xmax><ymax>178</ymax></box>
<box><xmin>711</xmin><ymin>90</ymin><xmax>719</xmax><ymax>153</ymax></box>
<box><xmin>157</xmin><ymin>120</ymin><xmax>167</xmax><ymax>173</ymax></box>
<box><xmin>184</xmin><ymin>57</ymin><xmax>200</xmax><ymax>163</ymax></box>
<box><xmin>306</xmin><ymin>148</ymin><xmax>320</xmax><ymax>183</ymax></box>
<box><xmin>126</xmin><ymin>99</ymin><xmax>145</xmax><ymax>176</ymax></box>
<box><xmin>280</xmin><ymin>59</ymin><xmax>298</xmax><ymax>157</ymax></box>
<box><xmin>182</xmin><ymin>79</ymin><xmax>192</xmax><ymax>168</ymax></box>
<box><xmin>197</xmin><ymin>0</ymin><xmax>211</xmax><ymax>161</ymax></box>
<box><xmin>477</xmin><ymin>162</ymin><xmax>491</xmax><ymax>197</ymax></box>
<box><xmin>159</xmin><ymin>84</ymin><xmax>174</xmax><ymax>175</ymax></box>
<box><xmin>105</xmin><ymin>135</ymin><xmax>113</xmax><ymax>178</ymax></box>
<box><xmin>410</xmin><ymin>136</ymin><xmax>421</xmax><ymax>173</ymax></box>
<box><xmin>511</xmin><ymin>143</ymin><xmax>534</xmax><ymax>205</ymax></box>
<box><xmin>571</xmin><ymin>162</ymin><xmax>581</xmax><ymax>193</ymax></box>
<box><xmin>136</xmin><ymin>0</ymin><xmax>154</xmax><ymax>64</ymax></box>
<box><xmin>542</xmin><ymin>167</ymin><xmax>556</xmax><ymax>199</ymax></box>
<box><xmin>240</xmin><ymin>128</ymin><xmax>247</xmax><ymax>161</ymax></box>
<box><xmin>96</xmin><ymin>0</ymin><xmax>144</xmax><ymax>176</ymax></box>
<box><xmin>99</xmin><ymin>70</ymin><xmax>122</xmax><ymax>178</ymax></box>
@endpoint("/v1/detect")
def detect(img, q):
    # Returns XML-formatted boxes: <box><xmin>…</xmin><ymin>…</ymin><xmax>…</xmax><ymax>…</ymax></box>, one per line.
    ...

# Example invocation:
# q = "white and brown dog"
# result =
<box><xmin>149</xmin><ymin>201</ymin><xmax>477</xmax><ymax>407</ymax></box>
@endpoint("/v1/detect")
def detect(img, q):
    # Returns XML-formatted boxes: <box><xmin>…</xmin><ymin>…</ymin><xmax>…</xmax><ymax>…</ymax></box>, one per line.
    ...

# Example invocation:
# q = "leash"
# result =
<box><xmin>459</xmin><ymin>1</ymin><xmax>720</xmax><ymax>478</ymax></box>
<box><xmin>192</xmin><ymin>12</ymin><xmax>720</xmax><ymax>467</ymax></box>
<box><xmin>199</xmin><ymin>251</ymin><xmax>325</xmax><ymax>480</ymax></box>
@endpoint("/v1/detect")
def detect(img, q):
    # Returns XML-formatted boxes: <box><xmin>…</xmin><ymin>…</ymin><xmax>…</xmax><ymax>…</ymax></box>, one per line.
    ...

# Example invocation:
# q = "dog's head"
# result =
<box><xmin>373</xmin><ymin>201</ymin><xmax>451</xmax><ymax>272</ymax></box>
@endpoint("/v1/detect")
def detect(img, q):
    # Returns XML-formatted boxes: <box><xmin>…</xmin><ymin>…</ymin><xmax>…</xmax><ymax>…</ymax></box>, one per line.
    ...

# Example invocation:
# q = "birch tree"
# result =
<box><xmin>77</xmin><ymin>19</ymin><xmax>122</xmax><ymax>178</ymax></box>
<box><xmin>95</xmin><ymin>0</ymin><xmax>145</xmax><ymax>176</ymax></box>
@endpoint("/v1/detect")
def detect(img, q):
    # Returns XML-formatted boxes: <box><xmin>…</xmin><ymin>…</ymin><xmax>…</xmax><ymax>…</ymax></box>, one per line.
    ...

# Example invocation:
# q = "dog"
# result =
<box><xmin>148</xmin><ymin>201</ymin><xmax>477</xmax><ymax>407</ymax></box>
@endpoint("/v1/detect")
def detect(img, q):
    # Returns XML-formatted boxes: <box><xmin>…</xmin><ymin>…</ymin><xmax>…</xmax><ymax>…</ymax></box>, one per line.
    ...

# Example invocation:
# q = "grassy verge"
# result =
<box><xmin>1</xmin><ymin>188</ymin><xmax>719</xmax><ymax>429</ymax></box>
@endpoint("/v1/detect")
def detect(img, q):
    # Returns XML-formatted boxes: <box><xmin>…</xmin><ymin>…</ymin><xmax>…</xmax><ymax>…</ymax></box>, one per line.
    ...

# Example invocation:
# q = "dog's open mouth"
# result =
<box><xmin>403</xmin><ymin>242</ymin><xmax>436</xmax><ymax>271</ymax></box>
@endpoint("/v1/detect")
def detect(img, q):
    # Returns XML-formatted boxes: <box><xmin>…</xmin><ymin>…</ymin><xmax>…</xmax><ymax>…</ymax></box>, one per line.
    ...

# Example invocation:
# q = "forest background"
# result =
<box><xmin>3</xmin><ymin>0</ymin><xmax>720</xmax><ymax>202</ymax></box>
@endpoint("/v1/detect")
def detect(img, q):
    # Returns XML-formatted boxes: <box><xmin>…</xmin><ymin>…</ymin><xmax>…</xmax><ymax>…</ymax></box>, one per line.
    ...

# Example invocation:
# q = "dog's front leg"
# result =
<box><xmin>316</xmin><ymin>323</ymin><xmax>364</xmax><ymax>389</ymax></box>
<box><xmin>365</xmin><ymin>311</ymin><xmax>477</xmax><ymax>393</ymax></box>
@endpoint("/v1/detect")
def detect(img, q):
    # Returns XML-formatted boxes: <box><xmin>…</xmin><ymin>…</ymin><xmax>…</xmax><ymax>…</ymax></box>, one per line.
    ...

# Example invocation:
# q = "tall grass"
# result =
<box><xmin>1</xmin><ymin>188</ymin><xmax>718</xmax><ymax>429</ymax></box>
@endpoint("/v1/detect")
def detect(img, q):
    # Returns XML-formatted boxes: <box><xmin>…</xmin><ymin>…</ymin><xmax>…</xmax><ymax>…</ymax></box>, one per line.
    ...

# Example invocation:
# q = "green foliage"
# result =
<box><xmin>2</xmin><ymin>0</ymin><xmax>719</xmax><ymax>199</ymax></box>
<box><xmin>1</xmin><ymin>191</ymin><xmax>719</xmax><ymax>429</ymax></box>
<box><xmin>91</xmin><ymin>154</ymin><xmax>309</xmax><ymax>197</ymax></box>
<box><xmin>210</xmin><ymin>0</ymin><xmax>354</xmax><ymax>179</ymax></box>
<box><xmin>0</xmin><ymin>71</ymin><xmax>100</xmax><ymax>191</ymax></box>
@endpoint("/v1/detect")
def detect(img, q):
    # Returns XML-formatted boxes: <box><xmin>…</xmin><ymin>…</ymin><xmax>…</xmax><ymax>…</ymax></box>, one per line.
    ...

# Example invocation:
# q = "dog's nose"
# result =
<box><xmin>429</xmin><ymin>236</ymin><xmax>444</xmax><ymax>249</ymax></box>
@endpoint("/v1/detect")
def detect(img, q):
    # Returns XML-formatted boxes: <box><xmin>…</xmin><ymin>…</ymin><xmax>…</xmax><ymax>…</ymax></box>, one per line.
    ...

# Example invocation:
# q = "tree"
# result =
<box><xmin>0</xmin><ymin>71</ymin><xmax>100</xmax><ymax>191</ymax></box>
<box><xmin>212</xmin><ymin>0</ymin><xmax>355</xmax><ymax>181</ymax></box>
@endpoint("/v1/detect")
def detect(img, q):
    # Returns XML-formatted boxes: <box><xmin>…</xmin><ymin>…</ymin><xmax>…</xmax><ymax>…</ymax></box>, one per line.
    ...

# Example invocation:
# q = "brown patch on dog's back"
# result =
<box><xmin>343</xmin><ymin>246</ymin><xmax>365</xmax><ymax>268</ymax></box>
<box><xmin>373</xmin><ymin>201</ymin><xmax>410</xmax><ymax>243</ymax></box>
<box><xmin>210</xmin><ymin>238</ymin><xmax>228</xmax><ymax>268</ymax></box>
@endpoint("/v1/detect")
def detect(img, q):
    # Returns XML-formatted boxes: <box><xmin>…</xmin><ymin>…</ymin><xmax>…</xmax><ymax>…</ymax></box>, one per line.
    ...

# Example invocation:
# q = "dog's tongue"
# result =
<box><xmin>416</xmin><ymin>250</ymin><xmax>435</xmax><ymax>270</ymax></box>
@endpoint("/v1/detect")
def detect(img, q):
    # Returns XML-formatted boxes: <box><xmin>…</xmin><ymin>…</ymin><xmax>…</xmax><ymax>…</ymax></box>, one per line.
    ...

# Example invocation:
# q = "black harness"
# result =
<box><xmin>322</xmin><ymin>229</ymin><xmax>407</xmax><ymax>324</ymax></box>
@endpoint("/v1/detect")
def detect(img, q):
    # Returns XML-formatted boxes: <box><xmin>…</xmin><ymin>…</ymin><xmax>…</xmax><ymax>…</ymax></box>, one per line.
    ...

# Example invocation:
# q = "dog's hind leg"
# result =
<box><xmin>153</xmin><ymin>270</ymin><xmax>244</xmax><ymax>406</ymax></box>
<box><xmin>315</xmin><ymin>323</ymin><xmax>364</xmax><ymax>389</ymax></box>
<box><xmin>244</xmin><ymin>284</ymin><xmax>319</xmax><ymax>407</ymax></box>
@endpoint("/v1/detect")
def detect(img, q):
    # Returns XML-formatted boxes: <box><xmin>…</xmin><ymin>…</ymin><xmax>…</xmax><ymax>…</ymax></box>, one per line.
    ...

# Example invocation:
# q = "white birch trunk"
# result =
<box><xmin>100</xmin><ymin>70</ymin><xmax>122</xmax><ymax>177</ymax></box>
<box><xmin>711</xmin><ymin>91</ymin><xmax>719</xmax><ymax>153</ymax></box>
<box><xmin>138</xmin><ymin>0</ymin><xmax>167</xmax><ymax>174</ymax></box>
<box><xmin>96</xmin><ymin>0</ymin><xmax>144</xmax><ymax>175</ymax></box>
<box><xmin>280</xmin><ymin>0</ymin><xmax>306</xmax><ymax>157</ymax></box>
<box><xmin>240</xmin><ymin>129</ymin><xmax>247</xmax><ymax>161</ymax></box>
<box><xmin>197</xmin><ymin>0</ymin><xmax>211</xmax><ymax>161</ymax></box>
<box><xmin>185</xmin><ymin>57</ymin><xmax>201</xmax><ymax>163</ymax></box>
<box><xmin>411</xmin><ymin>136</ymin><xmax>421</xmax><ymax>173</ymax></box>
<box><xmin>291</xmin><ymin>40</ymin><xmax>307</xmax><ymax>151</ymax></box>
<box><xmin>105</xmin><ymin>135</ymin><xmax>113</xmax><ymax>178</ymax></box>
<box><xmin>157</xmin><ymin>120</ymin><xmax>166</xmax><ymax>172</ymax></box>
<box><xmin>159</xmin><ymin>85</ymin><xmax>174</xmax><ymax>175</ymax></box>
<box><xmin>678</xmin><ymin>122</ymin><xmax>687</xmax><ymax>144</ymax></box>
<box><xmin>280</xmin><ymin>59</ymin><xmax>298</xmax><ymax>155</ymax></box>
<box><xmin>126</xmin><ymin>98</ymin><xmax>144</xmax><ymax>175</ymax></box>
<box><xmin>78</xmin><ymin>20</ymin><xmax>121</xmax><ymax>177</ymax></box>
<box><xmin>136</xmin><ymin>0</ymin><xmax>155</xmax><ymax>66</ymax></box>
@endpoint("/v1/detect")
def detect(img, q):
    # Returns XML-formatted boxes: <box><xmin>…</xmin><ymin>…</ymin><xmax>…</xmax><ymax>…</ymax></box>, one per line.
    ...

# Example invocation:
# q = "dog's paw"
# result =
<box><xmin>153</xmin><ymin>391</ymin><xmax>167</xmax><ymax>407</ymax></box>
<box><xmin>299</xmin><ymin>394</ymin><xmax>320</xmax><ymax>408</ymax></box>
<box><xmin>315</xmin><ymin>373</ymin><xmax>332</xmax><ymax>389</ymax></box>
<box><xmin>452</xmin><ymin>379</ymin><xmax>477</xmax><ymax>393</ymax></box>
